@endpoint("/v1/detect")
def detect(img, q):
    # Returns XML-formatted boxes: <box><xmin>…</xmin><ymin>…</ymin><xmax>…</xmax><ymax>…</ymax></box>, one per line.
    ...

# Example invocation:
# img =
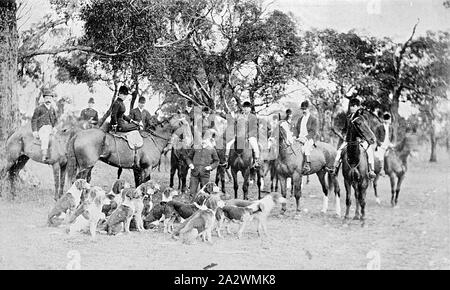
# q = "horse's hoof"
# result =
<box><xmin>375</xmin><ymin>198</ymin><xmax>381</xmax><ymax>205</ymax></box>
<box><xmin>353</xmin><ymin>216</ymin><xmax>360</xmax><ymax>220</ymax></box>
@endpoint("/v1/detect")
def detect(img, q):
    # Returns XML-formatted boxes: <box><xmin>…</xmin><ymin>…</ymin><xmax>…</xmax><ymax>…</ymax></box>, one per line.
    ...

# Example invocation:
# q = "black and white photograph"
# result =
<box><xmin>0</xmin><ymin>0</ymin><xmax>449</xmax><ymax>272</ymax></box>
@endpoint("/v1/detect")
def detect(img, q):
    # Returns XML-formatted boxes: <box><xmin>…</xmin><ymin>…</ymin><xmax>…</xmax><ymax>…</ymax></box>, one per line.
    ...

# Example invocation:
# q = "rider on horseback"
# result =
<box><xmin>331</xmin><ymin>98</ymin><xmax>376</xmax><ymax>178</ymax></box>
<box><xmin>293</xmin><ymin>100</ymin><xmax>318</xmax><ymax>174</ymax></box>
<box><xmin>31</xmin><ymin>89</ymin><xmax>58</xmax><ymax>162</ymax></box>
<box><xmin>80</xmin><ymin>97</ymin><xmax>99</xmax><ymax>128</ymax></box>
<box><xmin>129</xmin><ymin>96</ymin><xmax>153</xmax><ymax>131</ymax></box>
<box><xmin>374</xmin><ymin>112</ymin><xmax>395</xmax><ymax>176</ymax></box>
<box><xmin>110</xmin><ymin>86</ymin><xmax>140</xmax><ymax>132</ymax></box>
<box><xmin>224</xmin><ymin>101</ymin><xmax>261</xmax><ymax>168</ymax></box>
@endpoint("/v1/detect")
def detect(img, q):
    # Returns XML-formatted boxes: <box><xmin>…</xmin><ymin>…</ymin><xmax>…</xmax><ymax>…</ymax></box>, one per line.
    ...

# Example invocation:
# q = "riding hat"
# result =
<box><xmin>202</xmin><ymin>106</ymin><xmax>211</xmax><ymax>113</ymax></box>
<box><xmin>118</xmin><ymin>85</ymin><xmax>129</xmax><ymax>95</ymax></box>
<box><xmin>88</xmin><ymin>97</ymin><xmax>95</xmax><ymax>104</ymax></box>
<box><xmin>300</xmin><ymin>100</ymin><xmax>309</xmax><ymax>109</ymax></box>
<box><xmin>138</xmin><ymin>96</ymin><xmax>146</xmax><ymax>103</ymax></box>
<box><xmin>349</xmin><ymin>98</ymin><xmax>361</xmax><ymax>107</ymax></box>
<box><xmin>383</xmin><ymin>112</ymin><xmax>391</xmax><ymax>120</ymax></box>
<box><xmin>242</xmin><ymin>101</ymin><xmax>252</xmax><ymax>108</ymax></box>
<box><xmin>42</xmin><ymin>88</ymin><xmax>54</xmax><ymax>97</ymax></box>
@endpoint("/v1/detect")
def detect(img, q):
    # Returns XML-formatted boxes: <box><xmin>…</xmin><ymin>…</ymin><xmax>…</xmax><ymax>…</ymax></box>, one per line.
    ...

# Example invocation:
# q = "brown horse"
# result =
<box><xmin>66</xmin><ymin>116</ymin><xmax>188</xmax><ymax>187</ymax></box>
<box><xmin>273</xmin><ymin>123</ymin><xmax>340</xmax><ymax>214</ymax></box>
<box><xmin>0</xmin><ymin>116</ymin><xmax>86</xmax><ymax>200</ymax></box>
<box><xmin>373</xmin><ymin>131</ymin><xmax>418</xmax><ymax>207</ymax></box>
<box><xmin>340</xmin><ymin>114</ymin><xmax>376</xmax><ymax>225</ymax></box>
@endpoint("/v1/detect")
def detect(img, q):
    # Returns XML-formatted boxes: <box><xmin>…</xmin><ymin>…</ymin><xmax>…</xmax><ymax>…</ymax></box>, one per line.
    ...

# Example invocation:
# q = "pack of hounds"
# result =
<box><xmin>47</xmin><ymin>179</ymin><xmax>287</xmax><ymax>243</ymax></box>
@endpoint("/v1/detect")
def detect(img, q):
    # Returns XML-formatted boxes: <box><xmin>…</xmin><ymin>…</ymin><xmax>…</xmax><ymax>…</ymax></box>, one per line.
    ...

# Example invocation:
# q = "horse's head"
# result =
<box><xmin>351</xmin><ymin>116</ymin><xmax>376</xmax><ymax>144</ymax></box>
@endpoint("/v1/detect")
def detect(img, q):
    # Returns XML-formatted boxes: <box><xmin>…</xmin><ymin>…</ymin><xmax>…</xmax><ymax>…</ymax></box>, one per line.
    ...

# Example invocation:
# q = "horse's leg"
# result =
<box><xmin>373</xmin><ymin>174</ymin><xmax>381</xmax><ymax>205</ymax></box>
<box><xmin>232</xmin><ymin>169</ymin><xmax>239</xmax><ymax>199</ymax></box>
<box><xmin>279</xmin><ymin>175</ymin><xmax>288</xmax><ymax>213</ymax></box>
<box><xmin>389</xmin><ymin>173</ymin><xmax>397</xmax><ymax>207</ymax></box>
<box><xmin>317</xmin><ymin>170</ymin><xmax>329</xmax><ymax>214</ymax></box>
<box><xmin>117</xmin><ymin>168</ymin><xmax>123</xmax><ymax>179</ymax></box>
<box><xmin>359</xmin><ymin>183</ymin><xmax>368</xmax><ymax>225</ymax></box>
<box><xmin>292</xmin><ymin>172</ymin><xmax>302</xmax><ymax>212</ymax></box>
<box><xmin>394</xmin><ymin>172</ymin><xmax>405</xmax><ymax>206</ymax></box>
<box><xmin>52</xmin><ymin>163</ymin><xmax>61</xmax><ymax>201</ymax></box>
<box><xmin>327</xmin><ymin>172</ymin><xmax>341</xmax><ymax>217</ymax></box>
<box><xmin>58</xmin><ymin>163</ymin><xmax>67</xmax><ymax>199</ymax></box>
<box><xmin>344</xmin><ymin>179</ymin><xmax>352</xmax><ymax>220</ymax></box>
<box><xmin>133</xmin><ymin>169</ymin><xmax>142</xmax><ymax>187</ymax></box>
<box><xmin>242</xmin><ymin>169</ymin><xmax>250</xmax><ymax>200</ymax></box>
<box><xmin>353</xmin><ymin>184</ymin><xmax>361</xmax><ymax>220</ymax></box>
<box><xmin>7</xmin><ymin>155</ymin><xmax>29</xmax><ymax>199</ymax></box>
<box><xmin>181</xmin><ymin>164</ymin><xmax>188</xmax><ymax>194</ymax></box>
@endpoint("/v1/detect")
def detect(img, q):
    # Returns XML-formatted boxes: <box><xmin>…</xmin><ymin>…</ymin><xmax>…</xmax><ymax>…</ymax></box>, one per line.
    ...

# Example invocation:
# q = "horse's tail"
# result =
<box><xmin>66</xmin><ymin>135</ymin><xmax>78</xmax><ymax>184</ymax></box>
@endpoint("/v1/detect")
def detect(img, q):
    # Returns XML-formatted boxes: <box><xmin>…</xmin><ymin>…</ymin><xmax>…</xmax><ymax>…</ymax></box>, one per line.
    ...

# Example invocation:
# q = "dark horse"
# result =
<box><xmin>67</xmin><ymin>116</ymin><xmax>188</xmax><ymax>187</ymax></box>
<box><xmin>341</xmin><ymin>114</ymin><xmax>376</xmax><ymax>224</ymax></box>
<box><xmin>274</xmin><ymin>123</ymin><xmax>340</xmax><ymax>214</ymax></box>
<box><xmin>373</xmin><ymin>130</ymin><xmax>418</xmax><ymax>207</ymax></box>
<box><xmin>0</xmin><ymin>116</ymin><xmax>86</xmax><ymax>200</ymax></box>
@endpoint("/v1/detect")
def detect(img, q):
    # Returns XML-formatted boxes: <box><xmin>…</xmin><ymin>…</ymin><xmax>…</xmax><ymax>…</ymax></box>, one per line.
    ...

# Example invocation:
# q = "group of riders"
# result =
<box><xmin>31</xmin><ymin>85</ymin><xmax>396</xmax><ymax>184</ymax></box>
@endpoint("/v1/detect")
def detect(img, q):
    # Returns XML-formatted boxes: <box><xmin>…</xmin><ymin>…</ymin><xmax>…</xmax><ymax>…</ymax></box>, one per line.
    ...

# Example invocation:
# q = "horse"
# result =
<box><xmin>66</xmin><ymin>116</ymin><xmax>188</xmax><ymax>187</ymax></box>
<box><xmin>340</xmin><ymin>114</ymin><xmax>376</xmax><ymax>225</ymax></box>
<box><xmin>272</xmin><ymin>123</ymin><xmax>340</xmax><ymax>215</ymax></box>
<box><xmin>0</xmin><ymin>116</ymin><xmax>87</xmax><ymax>200</ymax></box>
<box><xmin>373</xmin><ymin>131</ymin><xmax>418</xmax><ymax>207</ymax></box>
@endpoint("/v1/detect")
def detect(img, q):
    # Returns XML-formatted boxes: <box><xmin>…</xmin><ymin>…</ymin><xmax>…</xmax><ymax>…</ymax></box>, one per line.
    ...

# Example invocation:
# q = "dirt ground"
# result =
<box><xmin>0</xmin><ymin>147</ymin><xmax>449</xmax><ymax>270</ymax></box>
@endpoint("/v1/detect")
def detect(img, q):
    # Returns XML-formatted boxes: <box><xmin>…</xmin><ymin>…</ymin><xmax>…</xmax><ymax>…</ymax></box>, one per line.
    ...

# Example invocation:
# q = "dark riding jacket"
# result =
<box><xmin>80</xmin><ymin>108</ymin><xmax>99</xmax><ymax>124</ymax></box>
<box><xmin>186</xmin><ymin>146</ymin><xmax>219</xmax><ymax>177</ymax></box>
<box><xmin>293</xmin><ymin>114</ymin><xmax>319</xmax><ymax>141</ymax></box>
<box><xmin>129</xmin><ymin>107</ymin><xmax>152</xmax><ymax>131</ymax></box>
<box><xmin>31</xmin><ymin>104</ymin><xmax>57</xmax><ymax>132</ymax></box>
<box><xmin>110</xmin><ymin>98</ymin><xmax>134</xmax><ymax>129</ymax></box>
<box><xmin>344</xmin><ymin>109</ymin><xmax>373</xmax><ymax>143</ymax></box>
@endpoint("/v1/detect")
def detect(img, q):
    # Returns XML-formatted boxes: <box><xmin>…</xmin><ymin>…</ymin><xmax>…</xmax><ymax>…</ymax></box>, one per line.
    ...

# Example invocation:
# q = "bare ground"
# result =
<box><xmin>0</xmin><ymin>148</ymin><xmax>449</xmax><ymax>270</ymax></box>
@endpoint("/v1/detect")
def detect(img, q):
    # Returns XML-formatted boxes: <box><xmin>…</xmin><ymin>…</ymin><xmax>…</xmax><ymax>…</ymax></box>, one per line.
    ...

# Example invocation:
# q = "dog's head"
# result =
<box><xmin>270</xmin><ymin>192</ymin><xmax>287</xmax><ymax>205</ymax></box>
<box><xmin>122</xmin><ymin>188</ymin><xmax>140</xmax><ymax>200</ymax></box>
<box><xmin>86</xmin><ymin>186</ymin><xmax>108</xmax><ymax>208</ymax></box>
<box><xmin>111</xmin><ymin>179</ymin><xmax>131</xmax><ymax>195</ymax></box>
<box><xmin>200</xmin><ymin>182</ymin><xmax>216</xmax><ymax>195</ymax></box>
<box><xmin>203</xmin><ymin>194</ymin><xmax>225</xmax><ymax>211</ymax></box>
<box><xmin>74</xmin><ymin>179</ymin><xmax>91</xmax><ymax>191</ymax></box>
<box><xmin>161</xmin><ymin>187</ymin><xmax>178</xmax><ymax>202</ymax></box>
<box><xmin>136</xmin><ymin>180</ymin><xmax>161</xmax><ymax>198</ymax></box>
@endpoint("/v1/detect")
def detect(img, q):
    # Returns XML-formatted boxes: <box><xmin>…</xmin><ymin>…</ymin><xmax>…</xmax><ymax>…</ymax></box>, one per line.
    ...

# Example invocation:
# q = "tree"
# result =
<box><xmin>406</xmin><ymin>31</ymin><xmax>450</xmax><ymax>162</ymax></box>
<box><xmin>0</xmin><ymin>0</ymin><xmax>19</xmax><ymax>143</ymax></box>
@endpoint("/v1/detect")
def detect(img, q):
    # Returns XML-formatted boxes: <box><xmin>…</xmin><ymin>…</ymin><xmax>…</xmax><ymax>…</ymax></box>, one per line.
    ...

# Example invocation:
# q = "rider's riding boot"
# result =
<box><xmin>253</xmin><ymin>157</ymin><xmax>261</xmax><ymax>168</ymax></box>
<box><xmin>368</xmin><ymin>164</ymin><xmax>376</xmax><ymax>179</ymax></box>
<box><xmin>331</xmin><ymin>159</ymin><xmax>340</xmax><ymax>176</ymax></box>
<box><xmin>302</xmin><ymin>155</ymin><xmax>311</xmax><ymax>173</ymax></box>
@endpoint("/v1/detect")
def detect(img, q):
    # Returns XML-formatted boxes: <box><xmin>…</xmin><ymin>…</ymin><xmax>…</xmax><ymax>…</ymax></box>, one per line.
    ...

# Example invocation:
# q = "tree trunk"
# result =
<box><xmin>0</xmin><ymin>0</ymin><xmax>19</xmax><ymax>143</ymax></box>
<box><xmin>446</xmin><ymin>136</ymin><xmax>449</xmax><ymax>153</ymax></box>
<box><xmin>98</xmin><ymin>81</ymin><xmax>118</xmax><ymax>127</ymax></box>
<box><xmin>429</xmin><ymin>124</ymin><xmax>437</xmax><ymax>162</ymax></box>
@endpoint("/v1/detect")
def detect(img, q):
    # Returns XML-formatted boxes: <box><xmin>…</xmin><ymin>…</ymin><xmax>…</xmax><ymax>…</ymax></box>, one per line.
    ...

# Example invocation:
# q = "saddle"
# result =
<box><xmin>111</xmin><ymin>130</ymin><xmax>144</xmax><ymax>150</ymax></box>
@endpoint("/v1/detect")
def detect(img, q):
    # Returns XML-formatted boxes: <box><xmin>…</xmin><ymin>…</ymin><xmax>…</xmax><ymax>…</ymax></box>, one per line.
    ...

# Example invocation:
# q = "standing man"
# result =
<box><xmin>293</xmin><ymin>100</ymin><xmax>318</xmax><ymax>173</ymax></box>
<box><xmin>129</xmin><ymin>96</ymin><xmax>152</xmax><ymax>131</ymax></box>
<box><xmin>31</xmin><ymin>89</ymin><xmax>58</xmax><ymax>162</ymax></box>
<box><xmin>331</xmin><ymin>98</ymin><xmax>376</xmax><ymax>178</ymax></box>
<box><xmin>225</xmin><ymin>101</ymin><xmax>261</xmax><ymax>167</ymax></box>
<box><xmin>80</xmin><ymin>97</ymin><xmax>99</xmax><ymax>127</ymax></box>
<box><xmin>110</xmin><ymin>85</ymin><xmax>140</xmax><ymax>132</ymax></box>
<box><xmin>374</xmin><ymin>112</ymin><xmax>395</xmax><ymax>175</ymax></box>
<box><xmin>186</xmin><ymin>131</ymin><xmax>220</xmax><ymax>198</ymax></box>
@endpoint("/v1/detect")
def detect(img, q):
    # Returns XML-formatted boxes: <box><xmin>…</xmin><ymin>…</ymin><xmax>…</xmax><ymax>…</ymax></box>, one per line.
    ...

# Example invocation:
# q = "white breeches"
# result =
<box><xmin>38</xmin><ymin>125</ymin><xmax>52</xmax><ymax>151</ymax></box>
<box><xmin>226</xmin><ymin>137</ymin><xmax>260</xmax><ymax>158</ymax></box>
<box><xmin>301</xmin><ymin>139</ymin><xmax>314</xmax><ymax>156</ymax></box>
<box><xmin>335</xmin><ymin>141</ymin><xmax>375</xmax><ymax>167</ymax></box>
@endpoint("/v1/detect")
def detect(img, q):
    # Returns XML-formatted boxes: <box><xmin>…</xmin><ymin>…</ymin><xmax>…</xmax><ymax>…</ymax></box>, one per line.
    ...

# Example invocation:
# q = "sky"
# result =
<box><xmin>17</xmin><ymin>0</ymin><xmax>450</xmax><ymax>117</ymax></box>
